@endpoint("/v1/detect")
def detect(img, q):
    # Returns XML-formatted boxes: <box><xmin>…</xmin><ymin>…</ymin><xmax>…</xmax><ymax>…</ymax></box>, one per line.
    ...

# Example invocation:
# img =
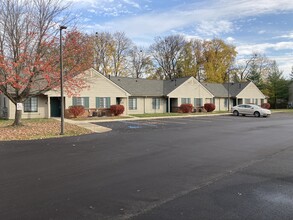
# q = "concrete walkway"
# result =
<box><xmin>58</xmin><ymin>113</ymin><xmax>231</xmax><ymax>133</ymax></box>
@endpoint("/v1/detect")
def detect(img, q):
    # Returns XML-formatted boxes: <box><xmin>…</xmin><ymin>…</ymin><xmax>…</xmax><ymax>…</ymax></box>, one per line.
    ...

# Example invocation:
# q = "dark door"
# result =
<box><xmin>50</xmin><ymin>97</ymin><xmax>61</xmax><ymax>117</ymax></box>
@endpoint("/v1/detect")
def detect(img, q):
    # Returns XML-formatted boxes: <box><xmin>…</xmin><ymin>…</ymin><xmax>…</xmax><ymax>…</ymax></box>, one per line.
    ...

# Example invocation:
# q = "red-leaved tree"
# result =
<box><xmin>0</xmin><ymin>0</ymin><xmax>93</xmax><ymax>125</ymax></box>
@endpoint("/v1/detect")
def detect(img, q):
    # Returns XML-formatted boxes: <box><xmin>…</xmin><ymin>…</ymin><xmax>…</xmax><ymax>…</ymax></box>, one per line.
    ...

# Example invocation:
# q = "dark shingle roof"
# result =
<box><xmin>202</xmin><ymin>83</ymin><xmax>228</xmax><ymax>97</ymax></box>
<box><xmin>109</xmin><ymin>74</ymin><xmax>251</xmax><ymax>98</ymax></box>
<box><xmin>203</xmin><ymin>82</ymin><xmax>250</xmax><ymax>97</ymax></box>
<box><xmin>223</xmin><ymin>82</ymin><xmax>250</xmax><ymax>97</ymax></box>
<box><xmin>109</xmin><ymin>76</ymin><xmax>190</xmax><ymax>96</ymax></box>
<box><xmin>110</xmin><ymin>77</ymin><xmax>164</xmax><ymax>96</ymax></box>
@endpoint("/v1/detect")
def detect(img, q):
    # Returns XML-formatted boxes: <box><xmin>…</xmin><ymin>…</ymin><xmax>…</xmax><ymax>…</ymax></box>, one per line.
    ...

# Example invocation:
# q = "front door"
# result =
<box><xmin>50</xmin><ymin>97</ymin><xmax>61</xmax><ymax>117</ymax></box>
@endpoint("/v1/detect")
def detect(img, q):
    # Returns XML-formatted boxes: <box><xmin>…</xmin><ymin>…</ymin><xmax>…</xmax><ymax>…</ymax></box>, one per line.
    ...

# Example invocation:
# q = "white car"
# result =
<box><xmin>231</xmin><ymin>104</ymin><xmax>271</xmax><ymax>117</ymax></box>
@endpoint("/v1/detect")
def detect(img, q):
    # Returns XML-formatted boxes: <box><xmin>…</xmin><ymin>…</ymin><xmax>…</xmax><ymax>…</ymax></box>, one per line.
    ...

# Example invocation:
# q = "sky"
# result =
<box><xmin>68</xmin><ymin>0</ymin><xmax>293</xmax><ymax>77</ymax></box>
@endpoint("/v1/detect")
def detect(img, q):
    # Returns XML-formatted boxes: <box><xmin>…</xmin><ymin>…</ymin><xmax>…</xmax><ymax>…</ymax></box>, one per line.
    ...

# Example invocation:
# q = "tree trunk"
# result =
<box><xmin>13</xmin><ymin>108</ymin><xmax>23</xmax><ymax>126</ymax></box>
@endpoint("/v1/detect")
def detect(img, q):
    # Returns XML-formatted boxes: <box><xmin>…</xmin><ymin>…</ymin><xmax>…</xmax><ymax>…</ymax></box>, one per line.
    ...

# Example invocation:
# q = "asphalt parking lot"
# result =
<box><xmin>1</xmin><ymin>113</ymin><xmax>293</xmax><ymax>220</ymax></box>
<box><xmin>94</xmin><ymin>113</ymin><xmax>283</xmax><ymax>132</ymax></box>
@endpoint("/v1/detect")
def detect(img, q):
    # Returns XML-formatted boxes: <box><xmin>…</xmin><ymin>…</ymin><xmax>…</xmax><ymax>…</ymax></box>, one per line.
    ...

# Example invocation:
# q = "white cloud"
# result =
<box><xmin>196</xmin><ymin>20</ymin><xmax>234</xmax><ymax>36</ymax></box>
<box><xmin>277</xmin><ymin>32</ymin><xmax>293</xmax><ymax>39</ymax></box>
<box><xmin>236</xmin><ymin>41</ymin><xmax>293</xmax><ymax>55</ymax></box>
<box><xmin>123</xmin><ymin>0</ymin><xmax>140</xmax><ymax>9</ymax></box>
<box><xmin>226</xmin><ymin>37</ymin><xmax>235</xmax><ymax>43</ymax></box>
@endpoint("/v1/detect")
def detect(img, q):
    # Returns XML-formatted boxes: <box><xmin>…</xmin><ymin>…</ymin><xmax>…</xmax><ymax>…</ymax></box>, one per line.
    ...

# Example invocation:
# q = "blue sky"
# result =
<box><xmin>68</xmin><ymin>0</ymin><xmax>293</xmax><ymax>77</ymax></box>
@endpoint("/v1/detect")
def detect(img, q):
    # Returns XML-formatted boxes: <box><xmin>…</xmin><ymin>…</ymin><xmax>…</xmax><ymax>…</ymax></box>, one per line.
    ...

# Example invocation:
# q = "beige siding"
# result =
<box><xmin>127</xmin><ymin>97</ymin><xmax>166</xmax><ymax>114</ymax></box>
<box><xmin>8</xmin><ymin>95</ymin><xmax>49</xmax><ymax>119</ymax></box>
<box><xmin>237</xmin><ymin>82</ymin><xmax>266</xmax><ymax>99</ymax></box>
<box><xmin>168</xmin><ymin>78</ymin><xmax>213</xmax><ymax>107</ymax></box>
<box><xmin>213</xmin><ymin>98</ymin><xmax>234</xmax><ymax>111</ymax></box>
<box><xmin>47</xmin><ymin>69</ymin><xmax>130</xmax><ymax>116</ymax></box>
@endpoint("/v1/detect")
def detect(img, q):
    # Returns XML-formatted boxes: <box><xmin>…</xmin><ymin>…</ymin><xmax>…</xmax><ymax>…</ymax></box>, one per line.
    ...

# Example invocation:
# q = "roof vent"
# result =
<box><xmin>238</xmin><ymin>83</ymin><xmax>241</xmax><ymax>89</ymax></box>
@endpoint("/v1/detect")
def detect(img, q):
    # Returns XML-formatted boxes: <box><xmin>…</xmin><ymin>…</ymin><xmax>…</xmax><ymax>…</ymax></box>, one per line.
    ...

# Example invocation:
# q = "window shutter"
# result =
<box><xmin>96</xmin><ymin>97</ymin><xmax>101</xmax><ymax>108</ymax></box>
<box><xmin>106</xmin><ymin>97</ymin><xmax>110</xmax><ymax>108</ymax></box>
<box><xmin>72</xmin><ymin>97</ymin><xmax>77</xmax><ymax>106</ymax></box>
<box><xmin>84</xmin><ymin>97</ymin><xmax>89</xmax><ymax>108</ymax></box>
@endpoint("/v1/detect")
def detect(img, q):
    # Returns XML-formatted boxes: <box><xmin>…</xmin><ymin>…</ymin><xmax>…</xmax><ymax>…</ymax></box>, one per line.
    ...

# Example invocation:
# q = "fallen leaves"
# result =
<box><xmin>0</xmin><ymin>119</ymin><xmax>92</xmax><ymax>141</ymax></box>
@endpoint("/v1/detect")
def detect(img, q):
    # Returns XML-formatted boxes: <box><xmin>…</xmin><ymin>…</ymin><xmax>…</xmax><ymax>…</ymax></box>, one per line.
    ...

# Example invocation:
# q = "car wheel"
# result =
<box><xmin>233</xmin><ymin>110</ymin><xmax>239</xmax><ymax>116</ymax></box>
<box><xmin>254</xmin><ymin>111</ymin><xmax>260</xmax><ymax>117</ymax></box>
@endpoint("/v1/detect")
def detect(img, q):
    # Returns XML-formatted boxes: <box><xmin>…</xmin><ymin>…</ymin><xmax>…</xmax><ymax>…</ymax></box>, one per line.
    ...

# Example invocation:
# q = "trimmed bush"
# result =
<box><xmin>261</xmin><ymin>103</ymin><xmax>271</xmax><ymax>109</ymax></box>
<box><xmin>180</xmin><ymin>104</ymin><xmax>193</xmax><ymax>113</ymax></box>
<box><xmin>68</xmin><ymin>105</ymin><xmax>85</xmax><ymax>118</ymax></box>
<box><xmin>204</xmin><ymin>103</ymin><xmax>216</xmax><ymax>112</ymax></box>
<box><xmin>110</xmin><ymin>105</ymin><xmax>125</xmax><ymax>116</ymax></box>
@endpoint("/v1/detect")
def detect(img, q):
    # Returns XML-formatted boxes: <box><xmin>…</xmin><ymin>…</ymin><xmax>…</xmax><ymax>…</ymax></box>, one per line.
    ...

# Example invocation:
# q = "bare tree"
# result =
<box><xmin>233</xmin><ymin>53</ymin><xmax>258</xmax><ymax>82</ymax></box>
<box><xmin>128</xmin><ymin>46</ymin><xmax>153</xmax><ymax>78</ymax></box>
<box><xmin>94</xmin><ymin>31</ymin><xmax>132</xmax><ymax>77</ymax></box>
<box><xmin>112</xmin><ymin>32</ymin><xmax>133</xmax><ymax>77</ymax></box>
<box><xmin>150</xmin><ymin>35</ymin><xmax>186</xmax><ymax>79</ymax></box>
<box><xmin>94</xmin><ymin>32</ymin><xmax>115</xmax><ymax>75</ymax></box>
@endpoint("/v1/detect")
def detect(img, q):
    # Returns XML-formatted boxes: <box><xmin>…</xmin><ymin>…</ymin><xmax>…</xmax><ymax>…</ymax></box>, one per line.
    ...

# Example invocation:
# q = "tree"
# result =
<box><xmin>93</xmin><ymin>32</ymin><xmax>115</xmax><ymax>76</ymax></box>
<box><xmin>233</xmin><ymin>53</ymin><xmax>258</xmax><ymax>82</ymax></box>
<box><xmin>0</xmin><ymin>0</ymin><xmax>93</xmax><ymax>126</ymax></box>
<box><xmin>267</xmin><ymin>62</ymin><xmax>289</xmax><ymax>108</ymax></box>
<box><xmin>112</xmin><ymin>32</ymin><xmax>133</xmax><ymax>77</ymax></box>
<box><xmin>290</xmin><ymin>66</ymin><xmax>293</xmax><ymax>80</ymax></box>
<box><xmin>128</xmin><ymin>46</ymin><xmax>153</xmax><ymax>78</ymax></box>
<box><xmin>150</xmin><ymin>35</ymin><xmax>186</xmax><ymax>79</ymax></box>
<box><xmin>93</xmin><ymin>31</ymin><xmax>132</xmax><ymax>77</ymax></box>
<box><xmin>202</xmin><ymin>39</ymin><xmax>237</xmax><ymax>83</ymax></box>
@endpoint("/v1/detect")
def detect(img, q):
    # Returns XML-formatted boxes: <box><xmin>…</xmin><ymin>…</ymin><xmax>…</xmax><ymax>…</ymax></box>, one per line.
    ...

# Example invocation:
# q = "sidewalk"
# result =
<box><xmin>63</xmin><ymin>118</ymin><xmax>112</xmax><ymax>133</ymax></box>
<box><xmin>60</xmin><ymin>112</ymin><xmax>231</xmax><ymax>133</ymax></box>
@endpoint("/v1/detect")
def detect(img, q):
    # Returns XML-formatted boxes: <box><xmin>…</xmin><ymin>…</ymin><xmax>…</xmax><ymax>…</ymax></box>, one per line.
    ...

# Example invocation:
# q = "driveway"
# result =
<box><xmin>1</xmin><ymin>113</ymin><xmax>293</xmax><ymax>219</ymax></box>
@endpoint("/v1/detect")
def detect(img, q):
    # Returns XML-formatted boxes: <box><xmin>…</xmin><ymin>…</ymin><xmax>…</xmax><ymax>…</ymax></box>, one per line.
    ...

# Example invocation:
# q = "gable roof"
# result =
<box><xmin>109</xmin><ymin>76</ymin><xmax>190</xmax><ymax>96</ymax></box>
<box><xmin>109</xmin><ymin>76</ymin><xmax>164</xmax><ymax>96</ymax></box>
<box><xmin>202</xmin><ymin>83</ymin><xmax>228</xmax><ymax>97</ymax></box>
<box><xmin>163</xmin><ymin>78</ymin><xmax>191</xmax><ymax>95</ymax></box>
<box><xmin>223</xmin><ymin>82</ymin><xmax>250</xmax><ymax>97</ymax></box>
<box><xmin>203</xmin><ymin>82</ymin><xmax>251</xmax><ymax>97</ymax></box>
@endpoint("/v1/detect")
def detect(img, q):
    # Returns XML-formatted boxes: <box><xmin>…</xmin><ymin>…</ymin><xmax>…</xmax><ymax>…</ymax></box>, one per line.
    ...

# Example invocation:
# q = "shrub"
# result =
<box><xmin>204</xmin><ymin>103</ymin><xmax>216</xmax><ymax>112</ymax></box>
<box><xmin>180</xmin><ymin>104</ymin><xmax>193</xmax><ymax>113</ymax></box>
<box><xmin>261</xmin><ymin>103</ymin><xmax>271</xmax><ymax>109</ymax></box>
<box><xmin>110</xmin><ymin>105</ymin><xmax>125</xmax><ymax>116</ymax></box>
<box><xmin>68</xmin><ymin>105</ymin><xmax>85</xmax><ymax>118</ymax></box>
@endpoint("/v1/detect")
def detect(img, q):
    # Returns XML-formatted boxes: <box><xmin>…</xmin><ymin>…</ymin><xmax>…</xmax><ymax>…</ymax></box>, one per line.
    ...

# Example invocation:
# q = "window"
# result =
<box><xmin>72</xmin><ymin>97</ymin><xmax>89</xmax><ymax>108</ymax></box>
<box><xmin>152</xmin><ymin>98</ymin><xmax>160</xmax><ymax>109</ymax></box>
<box><xmin>24</xmin><ymin>97</ymin><xmax>38</xmax><ymax>112</ymax></box>
<box><xmin>194</xmin><ymin>98</ymin><xmax>203</xmax><ymax>107</ymax></box>
<box><xmin>181</xmin><ymin>98</ymin><xmax>191</xmax><ymax>104</ymax></box>
<box><xmin>96</xmin><ymin>97</ymin><xmax>110</xmax><ymax>108</ymax></box>
<box><xmin>129</xmin><ymin>98</ymin><xmax>137</xmax><ymax>110</ymax></box>
<box><xmin>255</xmin><ymin>99</ymin><xmax>258</xmax><ymax>105</ymax></box>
